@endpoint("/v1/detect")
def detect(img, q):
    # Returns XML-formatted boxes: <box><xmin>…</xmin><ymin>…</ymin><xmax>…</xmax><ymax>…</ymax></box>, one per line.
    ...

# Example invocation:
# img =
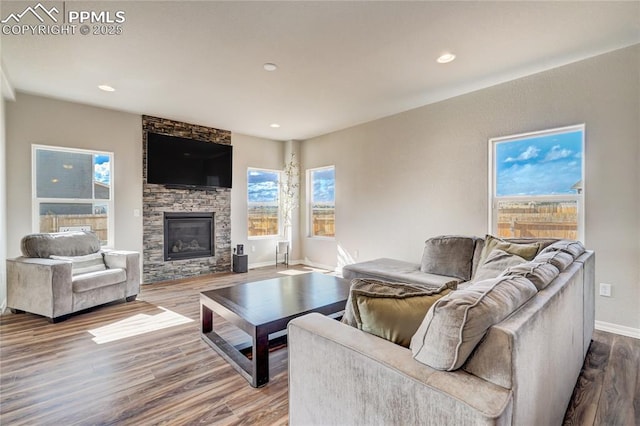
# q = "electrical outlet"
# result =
<box><xmin>354</xmin><ymin>250</ymin><xmax>359</xmax><ymax>259</ymax></box>
<box><xmin>251</xmin><ymin>245</ymin><xmax>256</xmax><ymax>253</ymax></box>
<box><xmin>599</xmin><ymin>283</ymin><xmax>612</xmax><ymax>297</ymax></box>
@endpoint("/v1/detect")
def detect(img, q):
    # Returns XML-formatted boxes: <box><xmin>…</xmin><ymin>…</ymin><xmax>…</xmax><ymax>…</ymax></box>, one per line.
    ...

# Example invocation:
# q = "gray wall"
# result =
<box><xmin>230</xmin><ymin>133</ymin><xmax>293</xmax><ymax>267</ymax></box>
<box><xmin>0</xmin><ymin>96</ymin><xmax>6</xmax><ymax>310</ymax></box>
<box><xmin>6</xmin><ymin>93</ymin><xmax>144</xmax><ymax>259</ymax></box>
<box><xmin>3</xmin><ymin>46</ymin><xmax>638</xmax><ymax>331</ymax></box>
<box><xmin>301</xmin><ymin>45</ymin><xmax>640</xmax><ymax>330</ymax></box>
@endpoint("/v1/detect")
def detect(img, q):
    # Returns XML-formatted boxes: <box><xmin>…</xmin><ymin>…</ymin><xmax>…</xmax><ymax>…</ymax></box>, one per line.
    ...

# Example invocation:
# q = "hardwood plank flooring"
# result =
<box><xmin>563</xmin><ymin>330</ymin><xmax>640</xmax><ymax>426</ymax></box>
<box><xmin>1</xmin><ymin>266</ymin><xmax>638</xmax><ymax>425</ymax></box>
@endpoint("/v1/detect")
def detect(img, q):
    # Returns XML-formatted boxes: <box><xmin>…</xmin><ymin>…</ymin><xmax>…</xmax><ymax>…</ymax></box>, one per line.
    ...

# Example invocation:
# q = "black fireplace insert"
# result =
<box><xmin>164</xmin><ymin>212</ymin><xmax>214</xmax><ymax>261</ymax></box>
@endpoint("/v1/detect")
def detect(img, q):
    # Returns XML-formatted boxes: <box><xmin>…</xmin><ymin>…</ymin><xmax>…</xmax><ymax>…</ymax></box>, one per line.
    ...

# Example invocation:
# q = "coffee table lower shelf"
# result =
<box><xmin>201</xmin><ymin>316</ymin><xmax>288</xmax><ymax>387</ymax></box>
<box><xmin>199</xmin><ymin>273</ymin><xmax>350</xmax><ymax>387</ymax></box>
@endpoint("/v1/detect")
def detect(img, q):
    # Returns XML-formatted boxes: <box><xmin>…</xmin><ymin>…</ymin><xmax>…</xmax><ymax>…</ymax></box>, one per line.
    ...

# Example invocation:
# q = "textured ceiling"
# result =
<box><xmin>2</xmin><ymin>1</ymin><xmax>639</xmax><ymax>140</ymax></box>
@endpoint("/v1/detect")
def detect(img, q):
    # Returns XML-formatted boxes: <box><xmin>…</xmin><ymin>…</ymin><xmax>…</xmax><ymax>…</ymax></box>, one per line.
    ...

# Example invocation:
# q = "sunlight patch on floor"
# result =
<box><xmin>277</xmin><ymin>266</ymin><xmax>329</xmax><ymax>276</ymax></box>
<box><xmin>88</xmin><ymin>307</ymin><xmax>194</xmax><ymax>344</ymax></box>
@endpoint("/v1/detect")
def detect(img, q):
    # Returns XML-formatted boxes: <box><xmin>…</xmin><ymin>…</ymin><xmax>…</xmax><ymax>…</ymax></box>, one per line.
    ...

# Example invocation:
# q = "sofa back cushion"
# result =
<box><xmin>473</xmin><ymin>249</ymin><xmax>526</xmax><ymax>282</ymax></box>
<box><xmin>476</xmin><ymin>234</ymin><xmax>538</xmax><ymax>263</ymax></box>
<box><xmin>342</xmin><ymin>279</ymin><xmax>454</xmax><ymax>348</ymax></box>
<box><xmin>420</xmin><ymin>236</ymin><xmax>476</xmax><ymax>280</ymax></box>
<box><xmin>534</xmin><ymin>250</ymin><xmax>574</xmax><ymax>272</ymax></box>
<box><xmin>410</xmin><ymin>275</ymin><xmax>538</xmax><ymax>371</ymax></box>
<box><xmin>540</xmin><ymin>240</ymin><xmax>586</xmax><ymax>259</ymax></box>
<box><xmin>502</xmin><ymin>261</ymin><xmax>560</xmax><ymax>291</ymax></box>
<box><xmin>21</xmin><ymin>231</ymin><xmax>101</xmax><ymax>258</ymax></box>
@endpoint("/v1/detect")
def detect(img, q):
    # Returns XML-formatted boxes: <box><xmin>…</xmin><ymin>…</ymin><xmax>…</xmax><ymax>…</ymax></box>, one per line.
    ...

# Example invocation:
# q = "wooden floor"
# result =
<box><xmin>1</xmin><ymin>266</ymin><xmax>638</xmax><ymax>426</ymax></box>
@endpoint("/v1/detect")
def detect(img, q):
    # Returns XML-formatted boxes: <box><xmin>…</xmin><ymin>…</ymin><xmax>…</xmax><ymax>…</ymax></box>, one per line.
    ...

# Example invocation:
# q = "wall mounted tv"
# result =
<box><xmin>146</xmin><ymin>132</ymin><xmax>232</xmax><ymax>189</ymax></box>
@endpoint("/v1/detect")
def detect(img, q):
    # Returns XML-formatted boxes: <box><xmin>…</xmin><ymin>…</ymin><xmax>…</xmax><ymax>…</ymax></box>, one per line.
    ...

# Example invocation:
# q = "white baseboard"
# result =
<box><xmin>247</xmin><ymin>259</ymin><xmax>337</xmax><ymax>273</ymax></box>
<box><xmin>248</xmin><ymin>259</ymin><xmax>304</xmax><ymax>270</ymax></box>
<box><xmin>595</xmin><ymin>320</ymin><xmax>640</xmax><ymax>339</ymax></box>
<box><xmin>300</xmin><ymin>260</ymin><xmax>338</xmax><ymax>273</ymax></box>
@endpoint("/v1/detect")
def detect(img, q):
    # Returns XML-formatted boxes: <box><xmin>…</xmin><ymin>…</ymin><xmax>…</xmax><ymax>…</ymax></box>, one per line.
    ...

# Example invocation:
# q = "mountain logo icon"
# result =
<box><xmin>1</xmin><ymin>2</ymin><xmax>59</xmax><ymax>24</ymax></box>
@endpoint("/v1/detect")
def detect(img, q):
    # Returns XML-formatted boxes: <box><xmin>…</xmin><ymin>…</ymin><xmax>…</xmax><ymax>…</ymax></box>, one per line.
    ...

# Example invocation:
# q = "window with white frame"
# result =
<box><xmin>489</xmin><ymin>124</ymin><xmax>585</xmax><ymax>241</ymax></box>
<box><xmin>247</xmin><ymin>168</ymin><xmax>280</xmax><ymax>238</ymax></box>
<box><xmin>308</xmin><ymin>166</ymin><xmax>335</xmax><ymax>238</ymax></box>
<box><xmin>33</xmin><ymin>145</ymin><xmax>114</xmax><ymax>246</ymax></box>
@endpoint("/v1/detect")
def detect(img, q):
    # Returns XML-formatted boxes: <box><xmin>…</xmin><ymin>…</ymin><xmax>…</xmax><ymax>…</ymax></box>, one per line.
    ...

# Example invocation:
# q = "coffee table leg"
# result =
<box><xmin>202</xmin><ymin>304</ymin><xmax>213</xmax><ymax>334</ymax></box>
<box><xmin>253</xmin><ymin>331</ymin><xmax>270</xmax><ymax>387</ymax></box>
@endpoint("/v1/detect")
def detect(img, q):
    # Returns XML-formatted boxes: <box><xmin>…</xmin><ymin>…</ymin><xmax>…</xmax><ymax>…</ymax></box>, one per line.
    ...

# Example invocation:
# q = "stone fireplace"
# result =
<box><xmin>164</xmin><ymin>212</ymin><xmax>214</xmax><ymax>261</ymax></box>
<box><xmin>142</xmin><ymin>115</ymin><xmax>231</xmax><ymax>283</ymax></box>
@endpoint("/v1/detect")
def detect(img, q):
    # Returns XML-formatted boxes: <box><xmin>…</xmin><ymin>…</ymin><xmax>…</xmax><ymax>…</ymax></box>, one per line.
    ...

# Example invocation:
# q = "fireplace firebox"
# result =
<box><xmin>164</xmin><ymin>212</ymin><xmax>214</xmax><ymax>261</ymax></box>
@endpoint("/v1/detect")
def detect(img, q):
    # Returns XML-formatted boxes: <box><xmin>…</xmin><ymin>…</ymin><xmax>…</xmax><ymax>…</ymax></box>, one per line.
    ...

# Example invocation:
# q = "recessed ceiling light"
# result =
<box><xmin>263</xmin><ymin>63</ymin><xmax>278</xmax><ymax>71</ymax></box>
<box><xmin>98</xmin><ymin>84</ymin><xmax>116</xmax><ymax>92</ymax></box>
<box><xmin>270</xmin><ymin>123</ymin><xmax>281</xmax><ymax>128</ymax></box>
<box><xmin>436</xmin><ymin>53</ymin><xmax>456</xmax><ymax>64</ymax></box>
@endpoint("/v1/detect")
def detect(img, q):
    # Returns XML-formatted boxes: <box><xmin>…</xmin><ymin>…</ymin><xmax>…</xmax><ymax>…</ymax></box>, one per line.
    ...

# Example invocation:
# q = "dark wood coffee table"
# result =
<box><xmin>200</xmin><ymin>273</ymin><xmax>350</xmax><ymax>387</ymax></box>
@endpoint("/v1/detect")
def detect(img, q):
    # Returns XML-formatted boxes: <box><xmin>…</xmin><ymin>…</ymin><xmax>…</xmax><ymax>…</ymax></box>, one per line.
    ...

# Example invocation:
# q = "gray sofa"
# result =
<box><xmin>342</xmin><ymin>235</ymin><xmax>559</xmax><ymax>289</ymax></box>
<box><xmin>288</xmin><ymin>235</ymin><xmax>595</xmax><ymax>425</ymax></box>
<box><xmin>7</xmin><ymin>231</ymin><xmax>140</xmax><ymax>322</ymax></box>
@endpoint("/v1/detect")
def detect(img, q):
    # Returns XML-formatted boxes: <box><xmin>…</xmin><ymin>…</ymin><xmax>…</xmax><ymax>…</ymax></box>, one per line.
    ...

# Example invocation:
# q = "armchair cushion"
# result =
<box><xmin>50</xmin><ymin>252</ymin><xmax>106</xmax><ymax>275</ymax></box>
<box><xmin>21</xmin><ymin>231</ymin><xmax>101</xmax><ymax>258</ymax></box>
<box><xmin>72</xmin><ymin>269</ymin><xmax>127</xmax><ymax>293</ymax></box>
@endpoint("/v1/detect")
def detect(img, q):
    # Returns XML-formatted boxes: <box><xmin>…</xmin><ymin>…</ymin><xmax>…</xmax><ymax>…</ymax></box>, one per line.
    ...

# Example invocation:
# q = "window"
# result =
<box><xmin>33</xmin><ymin>145</ymin><xmax>114</xmax><ymax>246</ymax></box>
<box><xmin>247</xmin><ymin>168</ymin><xmax>280</xmax><ymax>237</ymax></box>
<box><xmin>308</xmin><ymin>166</ymin><xmax>335</xmax><ymax>238</ymax></box>
<box><xmin>489</xmin><ymin>125</ymin><xmax>584</xmax><ymax>241</ymax></box>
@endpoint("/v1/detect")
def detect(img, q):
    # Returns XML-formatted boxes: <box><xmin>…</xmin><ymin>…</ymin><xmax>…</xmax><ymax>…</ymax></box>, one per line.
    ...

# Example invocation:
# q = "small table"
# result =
<box><xmin>200</xmin><ymin>273</ymin><xmax>350</xmax><ymax>387</ymax></box>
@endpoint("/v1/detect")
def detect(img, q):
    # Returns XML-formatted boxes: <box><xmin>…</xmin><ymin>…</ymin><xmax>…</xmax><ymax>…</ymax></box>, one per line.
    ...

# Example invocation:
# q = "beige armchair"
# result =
<box><xmin>6</xmin><ymin>231</ymin><xmax>140</xmax><ymax>323</ymax></box>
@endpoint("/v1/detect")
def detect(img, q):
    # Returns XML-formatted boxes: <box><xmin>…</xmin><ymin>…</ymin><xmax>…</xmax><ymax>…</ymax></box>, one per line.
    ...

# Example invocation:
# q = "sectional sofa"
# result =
<box><xmin>288</xmin><ymin>235</ymin><xmax>594</xmax><ymax>425</ymax></box>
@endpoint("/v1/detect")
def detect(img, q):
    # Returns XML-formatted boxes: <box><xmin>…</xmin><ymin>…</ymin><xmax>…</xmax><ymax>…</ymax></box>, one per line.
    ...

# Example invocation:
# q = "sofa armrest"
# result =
<box><xmin>103</xmin><ymin>250</ymin><xmax>140</xmax><ymax>297</ymax></box>
<box><xmin>6</xmin><ymin>257</ymin><xmax>73</xmax><ymax>318</ymax></box>
<box><xmin>288</xmin><ymin>313</ymin><xmax>512</xmax><ymax>426</ymax></box>
<box><xmin>463</xmin><ymin>254</ymin><xmax>592</xmax><ymax>425</ymax></box>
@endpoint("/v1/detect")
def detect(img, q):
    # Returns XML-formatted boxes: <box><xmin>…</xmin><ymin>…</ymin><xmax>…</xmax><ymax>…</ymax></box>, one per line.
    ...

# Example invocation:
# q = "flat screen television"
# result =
<box><xmin>146</xmin><ymin>132</ymin><xmax>232</xmax><ymax>189</ymax></box>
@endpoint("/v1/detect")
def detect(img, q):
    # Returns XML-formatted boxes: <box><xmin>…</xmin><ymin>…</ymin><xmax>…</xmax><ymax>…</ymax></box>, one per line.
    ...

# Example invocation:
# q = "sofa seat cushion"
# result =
<box><xmin>502</xmin><ymin>261</ymin><xmax>560</xmax><ymax>291</ymax></box>
<box><xmin>21</xmin><ymin>231</ymin><xmax>101</xmax><ymax>258</ymax></box>
<box><xmin>72</xmin><ymin>268</ymin><xmax>127</xmax><ymax>293</ymax></box>
<box><xmin>343</xmin><ymin>258</ymin><xmax>461</xmax><ymax>288</ymax></box>
<box><xmin>50</xmin><ymin>252</ymin><xmax>106</xmax><ymax>275</ymax></box>
<box><xmin>342</xmin><ymin>279</ymin><xmax>454</xmax><ymax>347</ymax></box>
<box><xmin>473</xmin><ymin>249</ymin><xmax>526</xmax><ymax>282</ymax></box>
<box><xmin>420</xmin><ymin>235</ymin><xmax>476</xmax><ymax>281</ymax></box>
<box><xmin>410</xmin><ymin>275</ymin><xmax>538</xmax><ymax>371</ymax></box>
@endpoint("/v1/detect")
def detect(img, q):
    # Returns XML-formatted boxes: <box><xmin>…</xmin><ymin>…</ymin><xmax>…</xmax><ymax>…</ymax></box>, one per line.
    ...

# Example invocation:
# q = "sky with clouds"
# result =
<box><xmin>247</xmin><ymin>168</ymin><xmax>335</xmax><ymax>203</ymax></box>
<box><xmin>311</xmin><ymin>168</ymin><xmax>335</xmax><ymax>203</ymax></box>
<box><xmin>94</xmin><ymin>155</ymin><xmax>111</xmax><ymax>185</ymax></box>
<box><xmin>248</xmin><ymin>170</ymin><xmax>279</xmax><ymax>202</ymax></box>
<box><xmin>495</xmin><ymin>130</ymin><xmax>582</xmax><ymax>196</ymax></box>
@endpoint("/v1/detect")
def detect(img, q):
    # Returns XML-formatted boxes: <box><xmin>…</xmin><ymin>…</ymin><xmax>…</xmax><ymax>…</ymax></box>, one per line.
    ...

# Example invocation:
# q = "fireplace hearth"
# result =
<box><xmin>164</xmin><ymin>212</ymin><xmax>214</xmax><ymax>261</ymax></box>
